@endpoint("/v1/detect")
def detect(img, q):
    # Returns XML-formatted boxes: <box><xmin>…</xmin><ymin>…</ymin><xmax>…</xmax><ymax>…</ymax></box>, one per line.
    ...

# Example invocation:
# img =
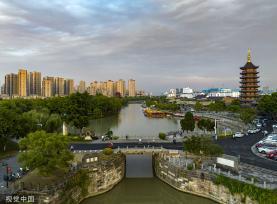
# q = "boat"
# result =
<box><xmin>143</xmin><ymin>108</ymin><xmax>166</xmax><ymax>118</ymax></box>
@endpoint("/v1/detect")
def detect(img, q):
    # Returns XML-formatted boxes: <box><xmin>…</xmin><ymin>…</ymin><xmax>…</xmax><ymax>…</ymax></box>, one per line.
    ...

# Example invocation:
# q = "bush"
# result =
<box><xmin>215</xmin><ymin>175</ymin><xmax>277</xmax><ymax>204</ymax></box>
<box><xmin>112</xmin><ymin>136</ymin><xmax>119</xmax><ymax>140</ymax></box>
<box><xmin>159</xmin><ymin>132</ymin><xmax>166</xmax><ymax>140</ymax></box>
<box><xmin>184</xmin><ymin>136</ymin><xmax>223</xmax><ymax>157</ymax></box>
<box><xmin>102</xmin><ymin>148</ymin><xmax>113</xmax><ymax>155</ymax></box>
<box><xmin>187</xmin><ymin>164</ymin><xmax>193</xmax><ymax>170</ymax></box>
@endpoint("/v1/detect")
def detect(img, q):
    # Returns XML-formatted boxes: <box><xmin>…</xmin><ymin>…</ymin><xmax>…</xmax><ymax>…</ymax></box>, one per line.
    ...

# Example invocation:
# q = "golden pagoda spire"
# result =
<box><xmin>247</xmin><ymin>48</ymin><xmax>251</xmax><ymax>63</ymax></box>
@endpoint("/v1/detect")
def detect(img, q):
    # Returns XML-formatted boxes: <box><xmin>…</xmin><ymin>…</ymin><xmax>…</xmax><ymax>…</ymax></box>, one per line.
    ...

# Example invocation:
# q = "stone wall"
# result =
<box><xmin>15</xmin><ymin>152</ymin><xmax>125</xmax><ymax>204</ymax></box>
<box><xmin>153</xmin><ymin>152</ymin><xmax>257</xmax><ymax>204</ymax></box>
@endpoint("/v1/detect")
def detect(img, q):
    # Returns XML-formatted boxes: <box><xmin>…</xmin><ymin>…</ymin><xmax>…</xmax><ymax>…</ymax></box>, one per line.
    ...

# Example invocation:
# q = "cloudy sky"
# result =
<box><xmin>0</xmin><ymin>0</ymin><xmax>276</xmax><ymax>94</ymax></box>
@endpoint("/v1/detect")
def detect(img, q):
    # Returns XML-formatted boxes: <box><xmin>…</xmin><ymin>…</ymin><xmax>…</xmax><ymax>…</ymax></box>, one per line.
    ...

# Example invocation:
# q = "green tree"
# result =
<box><xmin>240</xmin><ymin>108</ymin><xmax>256</xmax><ymax>124</ymax></box>
<box><xmin>18</xmin><ymin>131</ymin><xmax>73</xmax><ymax>176</ymax></box>
<box><xmin>45</xmin><ymin>114</ymin><xmax>62</xmax><ymax>133</ymax></box>
<box><xmin>208</xmin><ymin>100</ymin><xmax>226</xmax><ymax>112</ymax></box>
<box><xmin>159</xmin><ymin>132</ymin><xmax>166</xmax><ymax>140</ymax></box>
<box><xmin>194</xmin><ymin>101</ymin><xmax>203</xmax><ymax>111</ymax></box>
<box><xmin>102</xmin><ymin>147</ymin><xmax>113</xmax><ymax>155</ymax></box>
<box><xmin>197</xmin><ymin>119</ymin><xmax>207</xmax><ymax>132</ymax></box>
<box><xmin>205</xmin><ymin>119</ymin><xmax>215</xmax><ymax>132</ymax></box>
<box><xmin>257</xmin><ymin>93</ymin><xmax>277</xmax><ymax>119</ymax></box>
<box><xmin>184</xmin><ymin>136</ymin><xmax>223</xmax><ymax>157</ymax></box>
<box><xmin>180</xmin><ymin>112</ymin><xmax>195</xmax><ymax>133</ymax></box>
<box><xmin>105</xmin><ymin>130</ymin><xmax>113</xmax><ymax>139</ymax></box>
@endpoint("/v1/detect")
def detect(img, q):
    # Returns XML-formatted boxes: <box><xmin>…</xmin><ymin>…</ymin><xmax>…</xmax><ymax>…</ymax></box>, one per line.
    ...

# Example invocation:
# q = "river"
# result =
<box><xmin>89</xmin><ymin>103</ymin><xmax>181</xmax><ymax>139</ymax></box>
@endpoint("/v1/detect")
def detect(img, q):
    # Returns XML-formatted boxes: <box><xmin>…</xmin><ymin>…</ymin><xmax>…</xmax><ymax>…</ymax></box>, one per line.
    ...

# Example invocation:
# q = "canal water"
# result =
<box><xmin>81</xmin><ymin>178</ymin><xmax>217</xmax><ymax>204</ymax></box>
<box><xmin>81</xmin><ymin>154</ymin><xmax>217</xmax><ymax>204</ymax></box>
<box><xmin>89</xmin><ymin>104</ymin><xmax>181</xmax><ymax>139</ymax></box>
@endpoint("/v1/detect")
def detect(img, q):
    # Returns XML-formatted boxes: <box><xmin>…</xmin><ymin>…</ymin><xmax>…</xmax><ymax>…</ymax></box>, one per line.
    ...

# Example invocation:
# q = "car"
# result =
<box><xmin>248</xmin><ymin>129</ymin><xmax>256</xmax><ymax>134</ymax></box>
<box><xmin>107</xmin><ymin>142</ymin><xmax>113</xmax><ymax>148</ymax></box>
<box><xmin>272</xmin><ymin>124</ymin><xmax>277</xmax><ymax>129</ymax></box>
<box><xmin>262</xmin><ymin>130</ymin><xmax>268</xmax><ymax>136</ymax></box>
<box><xmin>248</xmin><ymin>129</ymin><xmax>260</xmax><ymax>134</ymax></box>
<box><xmin>257</xmin><ymin>146</ymin><xmax>277</xmax><ymax>154</ymax></box>
<box><xmin>266</xmin><ymin>150</ymin><xmax>277</xmax><ymax>159</ymax></box>
<box><xmin>256</xmin><ymin>123</ymin><xmax>262</xmax><ymax>128</ymax></box>
<box><xmin>255</xmin><ymin>143</ymin><xmax>264</xmax><ymax>148</ymax></box>
<box><xmin>264</xmin><ymin>134</ymin><xmax>277</xmax><ymax>144</ymax></box>
<box><xmin>233</xmin><ymin>132</ymin><xmax>244</xmax><ymax>138</ymax></box>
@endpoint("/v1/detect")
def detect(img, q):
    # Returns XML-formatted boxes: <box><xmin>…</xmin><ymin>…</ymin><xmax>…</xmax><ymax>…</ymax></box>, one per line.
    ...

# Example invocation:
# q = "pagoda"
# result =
<box><xmin>240</xmin><ymin>48</ymin><xmax>260</xmax><ymax>105</ymax></box>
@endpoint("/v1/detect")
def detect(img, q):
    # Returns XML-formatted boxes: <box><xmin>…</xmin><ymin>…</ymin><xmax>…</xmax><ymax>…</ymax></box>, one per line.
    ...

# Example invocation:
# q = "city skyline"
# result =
<box><xmin>1</xmin><ymin>68</ymin><xmax>138</xmax><ymax>98</ymax></box>
<box><xmin>0</xmin><ymin>1</ymin><xmax>277</xmax><ymax>94</ymax></box>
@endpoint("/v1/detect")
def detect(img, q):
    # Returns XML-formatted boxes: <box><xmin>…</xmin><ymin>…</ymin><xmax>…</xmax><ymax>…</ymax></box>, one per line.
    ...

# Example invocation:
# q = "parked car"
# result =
<box><xmin>257</xmin><ymin>146</ymin><xmax>277</xmax><ymax>154</ymax></box>
<box><xmin>256</xmin><ymin>123</ymin><xmax>262</xmax><ymax>128</ymax></box>
<box><xmin>262</xmin><ymin>130</ymin><xmax>268</xmax><ymax>136</ymax></box>
<box><xmin>266</xmin><ymin>150</ymin><xmax>277</xmax><ymax>159</ymax></box>
<box><xmin>233</xmin><ymin>132</ymin><xmax>244</xmax><ymax>138</ymax></box>
<box><xmin>272</xmin><ymin>124</ymin><xmax>277</xmax><ymax>129</ymax></box>
<box><xmin>248</xmin><ymin>129</ymin><xmax>260</xmax><ymax>134</ymax></box>
<box><xmin>107</xmin><ymin>142</ymin><xmax>113</xmax><ymax>148</ymax></box>
<box><xmin>264</xmin><ymin>134</ymin><xmax>277</xmax><ymax>144</ymax></box>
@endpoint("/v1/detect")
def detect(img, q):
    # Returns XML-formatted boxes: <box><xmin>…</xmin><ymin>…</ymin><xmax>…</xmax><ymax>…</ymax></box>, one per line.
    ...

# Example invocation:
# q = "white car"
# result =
<box><xmin>256</xmin><ymin>123</ymin><xmax>262</xmax><ymax>128</ymax></box>
<box><xmin>257</xmin><ymin>146</ymin><xmax>277</xmax><ymax>154</ymax></box>
<box><xmin>272</xmin><ymin>124</ymin><xmax>277</xmax><ymax>129</ymax></box>
<box><xmin>264</xmin><ymin>134</ymin><xmax>277</xmax><ymax>144</ymax></box>
<box><xmin>233</xmin><ymin>132</ymin><xmax>244</xmax><ymax>138</ymax></box>
<box><xmin>248</xmin><ymin>129</ymin><xmax>260</xmax><ymax>134</ymax></box>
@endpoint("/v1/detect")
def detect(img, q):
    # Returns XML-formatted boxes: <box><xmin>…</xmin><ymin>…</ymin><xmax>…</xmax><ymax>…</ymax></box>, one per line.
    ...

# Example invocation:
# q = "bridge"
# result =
<box><xmin>71</xmin><ymin>142</ymin><xmax>183</xmax><ymax>178</ymax></box>
<box><xmin>70</xmin><ymin>142</ymin><xmax>184</xmax><ymax>152</ymax></box>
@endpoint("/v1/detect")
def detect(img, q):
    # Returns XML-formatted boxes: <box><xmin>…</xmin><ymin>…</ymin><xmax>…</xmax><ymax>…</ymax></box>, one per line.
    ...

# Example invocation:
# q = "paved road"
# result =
<box><xmin>215</xmin><ymin>125</ymin><xmax>277</xmax><ymax>171</ymax></box>
<box><xmin>0</xmin><ymin>155</ymin><xmax>20</xmax><ymax>188</ymax></box>
<box><xmin>72</xmin><ymin>132</ymin><xmax>277</xmax><ymax>172</ymax></box>
<box><xmin>71</xmin><ymin>142</ymin><xmax>184</xmax><ymax>151</ymax></box>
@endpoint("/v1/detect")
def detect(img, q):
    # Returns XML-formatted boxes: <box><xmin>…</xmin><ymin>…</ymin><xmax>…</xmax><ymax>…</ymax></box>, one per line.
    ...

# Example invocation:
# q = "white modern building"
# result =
<box><xmin>206</xmin><ymin>88</ymin><xmax>240</xmax><ymax>98</ymax></box>
<box><xmin>180</xmin><ymin>87</ymin><xmax>194</xmax><ymax>99</ymax></box>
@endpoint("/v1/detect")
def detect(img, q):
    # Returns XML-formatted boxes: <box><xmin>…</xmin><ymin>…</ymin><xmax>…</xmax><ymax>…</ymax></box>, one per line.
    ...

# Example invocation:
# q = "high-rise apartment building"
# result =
<box><xmin>107</xmin><ymin>80</ymin><xmax>114</xmax><ymax>97</ymax></box>
<box><xmin>4</xmin><ymin>73</ymin><xmax>18</xmax><ymax>96</ymax></box>
<box><xmin>30</xmin><ymin>71</ymin><xmax>41</xmax><ymax>96</ymax></box>
<box><xmin>89</xmin><ymin>81</ymin><xmax>98</xmax><ymax>95</ymax></box>
<box><xmin>128</xmin><ymin>79</ymin><xmax>136</xmax><ymax>97</ymax></box>
<box><xmin>45</xmin><ymin>76</ymin><xmax>55</xmax><ymax>96</ymax></box>
<box><xmin>64</xmin><ymin>79</ymin><xmax>74</xmax><ymax>95</ymax></box>
<box><xmin>78</xmin><ymin>81</ymin><xmax>86</xmax><ymax>93</ymax></box>
<box><xmin>54</xmin><ymin>77</ymin><xmax>64</xmax><ymax>96</ymax></box>
<box><xmin>99</xmin><ymin>81</ymin><xmax>107</xmax><ymax>96</ymax></box>
<box><xmin>116</xmin><ymin>79</ymin><xmax>125</xmax><ymax>97</ymax></box>
<box><xmin>18</xmin><ymin>69</ymin><xmax>28</xmax><ymax>97</ymax></box>
<box><xmin>42</xmin><ymin>78</ymin><xmax>52</xmax><ymax>97</ymax></box>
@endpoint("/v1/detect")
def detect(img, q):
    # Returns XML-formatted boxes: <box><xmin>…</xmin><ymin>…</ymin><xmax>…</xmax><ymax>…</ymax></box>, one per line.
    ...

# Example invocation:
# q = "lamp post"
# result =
<box><xmin>214</xmin><ymin>119</ymin><xmax>217</xmax><ymax>140</ymax></box>
<box><xmin>1</xmin><ymin>161</ymin><xmax>9</xmax><ymax>188</ymax></box>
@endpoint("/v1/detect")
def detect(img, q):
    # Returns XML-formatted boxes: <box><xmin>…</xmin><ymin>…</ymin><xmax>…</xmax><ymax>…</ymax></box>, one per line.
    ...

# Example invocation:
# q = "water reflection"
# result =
<box><xmin>89</xmin><ymin>104</ymin><xmax>181</xmax><ymax>139</ymax></box>
<box><xmin>81</xmin><ymin>178</ymin><xmax>217</xmax><ymax>204</ymax></box>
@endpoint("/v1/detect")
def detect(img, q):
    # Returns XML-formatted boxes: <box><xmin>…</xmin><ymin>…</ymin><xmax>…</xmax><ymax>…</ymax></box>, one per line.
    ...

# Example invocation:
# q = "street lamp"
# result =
<box><xmin>1</xmin><ymin>161</ymin><xmax>10</xmax><ymax>188</ymax></box>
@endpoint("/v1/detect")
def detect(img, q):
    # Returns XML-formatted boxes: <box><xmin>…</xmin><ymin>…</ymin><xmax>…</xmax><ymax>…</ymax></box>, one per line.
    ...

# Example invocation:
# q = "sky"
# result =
<box><xmin>0</xmin><ymin>0</ymin><xmax>276</xmax><ymax>94</ymax></box>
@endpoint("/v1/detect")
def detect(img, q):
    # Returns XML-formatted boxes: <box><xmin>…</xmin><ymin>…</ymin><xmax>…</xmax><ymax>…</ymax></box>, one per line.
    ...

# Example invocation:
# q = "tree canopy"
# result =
<box><xmin>239</xmin><ymin>108</ymin><xmax>256</xmax><ymax>124</ymax></box>
<box><xmin>180</xmin><ymin>112</ymin><xmax>195</xmax><ymax>133</ymax></box>
<box><xmin>257</xmin><ymin>93</ymin><xmax>277</xmax><ymax>119</ymax></box>
<box><xmin>18</xmin><ymin>131</ymin><xmax>73</xmax><ymax>175</ymax></box>
<box><xmin>0</xmin><ymin>93</ymin><xmax>126</xmax><ymax>144</ymax></box>
<box><xmin>184</xmin><ymin>136</ymin><xmax>223</xmax><ymax>157</ymax></box>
